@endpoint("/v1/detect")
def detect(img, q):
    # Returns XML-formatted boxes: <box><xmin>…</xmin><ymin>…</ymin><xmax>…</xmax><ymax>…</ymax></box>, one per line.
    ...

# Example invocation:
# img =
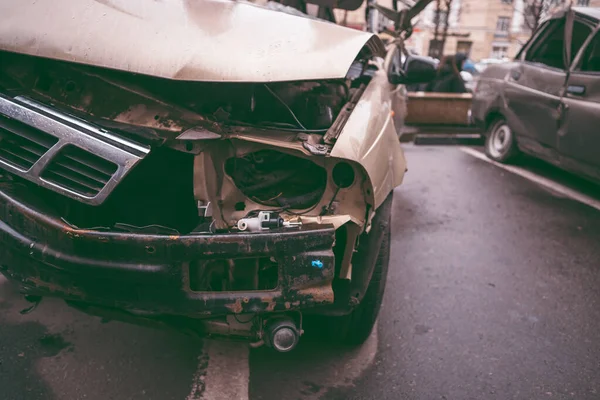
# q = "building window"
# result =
<box><xmin>577</xmin><ymin>0</ymin><xmax>590</xmax><ymax>6</ymax></box>
<box><xmin>496</xmin><ymin>16</ymin><xmax>511</xmax><ymax>32</ymax></box>
<box><xmin>491</xmin><ymin>45</ymin><xmax>509</xmax><ymax>59</ymax></box>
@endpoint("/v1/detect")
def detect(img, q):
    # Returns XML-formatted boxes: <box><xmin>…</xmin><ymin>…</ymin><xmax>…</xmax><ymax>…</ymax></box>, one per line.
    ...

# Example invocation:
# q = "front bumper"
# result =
<box><xmin>0</xmin><ymin>181</ymin><xmax>335</xmax><ymax>319</ymax></box>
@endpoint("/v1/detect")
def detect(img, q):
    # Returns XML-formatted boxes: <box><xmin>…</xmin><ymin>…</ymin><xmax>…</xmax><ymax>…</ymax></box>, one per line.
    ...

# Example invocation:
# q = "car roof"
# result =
<box><xmin>573</xmin><ymin>7</ymin><xmax>600</xmax><ymax>22</ymax></box>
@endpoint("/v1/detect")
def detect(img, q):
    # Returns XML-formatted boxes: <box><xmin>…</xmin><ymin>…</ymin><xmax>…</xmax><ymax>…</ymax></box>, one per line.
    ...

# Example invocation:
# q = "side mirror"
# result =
<box><xmin>388</xmin><ymin>55</ymin><xmax>438</xmax><ymax>85</ymax></box>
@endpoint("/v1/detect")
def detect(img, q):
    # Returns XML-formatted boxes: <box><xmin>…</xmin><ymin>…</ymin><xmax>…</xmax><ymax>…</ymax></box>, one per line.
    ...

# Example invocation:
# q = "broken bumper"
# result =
<box><xmin>0</xmin><ymin>184</ymin><xmax>335</xmax><ymax>319</ymax></box>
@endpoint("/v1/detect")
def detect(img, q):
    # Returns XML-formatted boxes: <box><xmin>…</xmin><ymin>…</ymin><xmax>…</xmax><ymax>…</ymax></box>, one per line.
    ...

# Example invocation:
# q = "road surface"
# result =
<box><xmin>1</xmin><ymin>145</ymin><xmax>600</xmax><ymax>400</ymax></box>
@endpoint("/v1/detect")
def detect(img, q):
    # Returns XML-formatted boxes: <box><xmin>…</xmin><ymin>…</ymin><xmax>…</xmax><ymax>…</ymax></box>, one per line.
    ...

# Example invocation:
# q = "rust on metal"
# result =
<box><xmin>226</xmin><ymin>298</ymin><xmax>244</xmax><ymax>314</ymax></box>
<box><xmin>297</xmin><ymin>284</ymin><xmax>335</xmax><ymax>304</ymax></box>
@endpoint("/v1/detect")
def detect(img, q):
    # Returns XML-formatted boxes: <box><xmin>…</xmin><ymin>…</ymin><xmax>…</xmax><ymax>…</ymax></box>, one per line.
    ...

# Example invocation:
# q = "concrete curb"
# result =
<box><xmin>399</xmin><ymin>124</ymin><xmax>484</xmax><ymax>146</ymax></box>
<box><xmin>413</xmin><ymin>133</ymin><xmax>485</xmax><ymax>146</ymax></box>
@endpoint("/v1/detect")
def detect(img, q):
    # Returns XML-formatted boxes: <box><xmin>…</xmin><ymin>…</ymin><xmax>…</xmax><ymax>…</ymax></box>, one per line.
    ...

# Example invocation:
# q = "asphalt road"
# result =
<box><xmin>2</xmin><ymin>145</ymin><xmax>600</xmax><ymax>400</ymax></box>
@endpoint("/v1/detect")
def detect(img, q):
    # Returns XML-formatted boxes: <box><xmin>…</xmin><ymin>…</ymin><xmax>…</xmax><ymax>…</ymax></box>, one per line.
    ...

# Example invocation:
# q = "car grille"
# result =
<box><xmin>0</xmin><ymin>94</ymin><xmax>149</xmax><ymax>205</ymax></box>
<box><xmin>41</xmin><ymin>145</ymin><xmax>118</xmax><ymax>197</ymax></box>
<box><xmin>0</xmin><ymin>114</ymin><xmax>59</xmax><ymax>171</ymax></box>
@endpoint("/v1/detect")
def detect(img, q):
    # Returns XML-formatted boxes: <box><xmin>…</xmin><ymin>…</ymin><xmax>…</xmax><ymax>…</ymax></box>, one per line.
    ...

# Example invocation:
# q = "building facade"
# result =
<box><xmin>339</xmin><ymin>0</ymin><xmax>600</xmax><ymax>61</ymax></box>
<box><xmin>406</xmin><ymin>0</ymin><xmax>530</xmax><ymax>61</ymax></box>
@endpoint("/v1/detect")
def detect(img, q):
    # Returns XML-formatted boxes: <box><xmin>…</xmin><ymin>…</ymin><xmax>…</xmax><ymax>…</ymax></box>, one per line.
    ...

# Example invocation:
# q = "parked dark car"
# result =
<box><xmin>472</xmin><ymin>7</ymin><xmax>600</xmax><ymax>183</ymax></box>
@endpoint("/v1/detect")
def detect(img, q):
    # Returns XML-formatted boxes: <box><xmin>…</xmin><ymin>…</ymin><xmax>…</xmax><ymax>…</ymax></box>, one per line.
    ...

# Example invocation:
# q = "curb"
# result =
<box><xmin>413</xmin><ymin>133</ymin><xmax>484</xmax><ymax>146</ymax></box>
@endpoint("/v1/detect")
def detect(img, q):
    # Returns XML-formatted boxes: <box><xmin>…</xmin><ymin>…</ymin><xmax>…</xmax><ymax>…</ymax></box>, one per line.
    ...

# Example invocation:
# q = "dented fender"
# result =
<box><xmin>331</xmin><ymin>68</ymin><xmax>407</xmax><ymax>208</ymax></box>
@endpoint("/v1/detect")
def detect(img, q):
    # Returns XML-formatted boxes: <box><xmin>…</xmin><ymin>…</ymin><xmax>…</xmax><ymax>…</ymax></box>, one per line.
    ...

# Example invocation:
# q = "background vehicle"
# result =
<box><xmin>0</xmin><ymin>0</ymin><xmax>435</xmax><ymax>351</ymax></box>
<box><xmin>472</xmin><ymin>7</ymin><xmax>600</xmax><ymax>183</ymax></box>
<box><xmin>461</xmin><ymin>70</ymin><xmax>476</xmax><ymax>92</ymax></box>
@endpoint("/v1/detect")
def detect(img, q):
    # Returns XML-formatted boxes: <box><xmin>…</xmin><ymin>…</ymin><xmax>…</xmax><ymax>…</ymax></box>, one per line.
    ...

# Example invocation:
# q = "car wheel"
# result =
<box><xmin>485</xmin><ymin>118</ymin><xmax>519</xmax><ymax>163</ymax></box>
<box><xmin>325</xmin><ymin>194</ymin><xmax>392</xmax><ymax>346</ymax></box>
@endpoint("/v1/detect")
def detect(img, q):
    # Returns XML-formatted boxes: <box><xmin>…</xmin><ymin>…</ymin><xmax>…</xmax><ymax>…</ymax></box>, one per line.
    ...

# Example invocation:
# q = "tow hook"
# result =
<box><xmin>264</xmin><ymin>316</ymin><xmax>302</xmax><ymax>352</ymax></box>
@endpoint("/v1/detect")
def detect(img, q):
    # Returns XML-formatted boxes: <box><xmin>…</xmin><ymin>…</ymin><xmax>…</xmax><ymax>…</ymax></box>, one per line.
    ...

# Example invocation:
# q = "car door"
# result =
<box><xmin>559</xmin><ymin>23</ymin><xmax>600</xmax><ymax>178</ymax></box>
<box><xmin>503</xmin><ymin>17</ymin><xmax>577</xmax><ymax>161</ymax></box>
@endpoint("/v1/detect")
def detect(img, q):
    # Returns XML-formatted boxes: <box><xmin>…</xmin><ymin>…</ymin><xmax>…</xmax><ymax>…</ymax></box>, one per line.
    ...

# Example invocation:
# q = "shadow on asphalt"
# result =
<box><xmin>0</xmin><ymin>277</ymin><xmax>205</xmax><ymax>400</ymax></box>
<box><xmin>461</xmin><ymin>145</ymin><xmax>600</xmax><ymax>201</ymax></box>
<box><xmin>249</xmin><ymin>317</ymin><xmax>379</xmax><ymax>400</ymax></box>
<box><xmin>0</xmin><ymin>279</ymin><xmax>59</xmax><ymax>400</ymax></box>
<box><xmin>0</xmin><ymin>321</ymin><xmax>66</xmax><ymax>400</ymax></box>
<box><xmin>410</xmin><ymin>142</ymin><xmax>600</xmax><ymax>201</ymax></box>
<box><xmin>514</xmin><ymin>153</ymin><xmax>600</xmax><ymax>199</ymax></box>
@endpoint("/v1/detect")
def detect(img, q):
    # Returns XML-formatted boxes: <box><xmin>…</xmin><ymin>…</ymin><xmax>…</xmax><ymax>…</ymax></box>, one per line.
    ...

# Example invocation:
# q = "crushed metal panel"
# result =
<box><xmin>330</xmin><ymin>68</ymin><xmax>407</xmax><ymax>208</ymax></box>
<box><xmin>0</xmin><ymin>0</ymin><xmax>385</xmax><ymax>82</ymax></box>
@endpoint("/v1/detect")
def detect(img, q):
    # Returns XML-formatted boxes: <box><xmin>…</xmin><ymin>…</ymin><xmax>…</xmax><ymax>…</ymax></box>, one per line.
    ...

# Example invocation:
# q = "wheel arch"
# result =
<box><xmin>484</xmin><ymin>109</ymin><xmax>507</xmax><ymax>132</ymax></box>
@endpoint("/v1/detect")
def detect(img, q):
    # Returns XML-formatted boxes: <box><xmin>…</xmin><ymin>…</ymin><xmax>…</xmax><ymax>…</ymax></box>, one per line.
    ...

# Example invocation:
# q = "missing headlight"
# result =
<box><xmin>224</xmin><ymin>150</ymin><xmax>327</xmax><ymax>209</ymax></box>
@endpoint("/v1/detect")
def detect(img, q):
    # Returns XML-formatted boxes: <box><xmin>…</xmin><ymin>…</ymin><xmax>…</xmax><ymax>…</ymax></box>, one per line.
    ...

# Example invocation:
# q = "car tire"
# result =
<box><xmin>485</xmin><ymin>118</ymin><xmax>520</xmax><ymax>163</ymax></box>
<box><xmin>325</xmin><ymin>194</ymin><xmax>392</xmax><ymax>346</ymax></box>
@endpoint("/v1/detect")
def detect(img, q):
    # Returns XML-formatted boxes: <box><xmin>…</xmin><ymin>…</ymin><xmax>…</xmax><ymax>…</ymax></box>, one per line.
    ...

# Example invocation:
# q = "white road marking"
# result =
<box><xmin>187</xmin><ymin>340</ymin><xmax>250</xmax><ymax>400</ymax></box>
<box><xmin>187</xmin><ymin>351</ymin><xmax>209</xmax><ymax>400</ymax></box>
<box><xmin>185</xmin><ymin>324</ymin><xmax>379</xmax><ymax>400</ymax></box>
<box><xmin>460</xmin><ymin>147</ymin><xmax>600</xmax><ymax>212</ymax></box>
<box><xmin>0</xmin><ymin>273</ymin><xmax>8</xmax><ymax>310</ymax></box>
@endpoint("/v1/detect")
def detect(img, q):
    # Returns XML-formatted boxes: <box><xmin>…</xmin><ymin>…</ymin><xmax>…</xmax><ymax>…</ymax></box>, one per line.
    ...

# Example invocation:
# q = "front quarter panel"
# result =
<box><xmin>331</xmin><ymin>69</ymin><xmax>406</xmax><ymax>209</ymax></box>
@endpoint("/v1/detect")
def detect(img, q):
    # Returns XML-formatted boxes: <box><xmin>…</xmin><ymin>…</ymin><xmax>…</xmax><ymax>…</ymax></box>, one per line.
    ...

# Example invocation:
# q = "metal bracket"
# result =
<box><xmin>297</xmin><ymin>133</ymin><xmax>330</xmax><ymax>155</ymax></box>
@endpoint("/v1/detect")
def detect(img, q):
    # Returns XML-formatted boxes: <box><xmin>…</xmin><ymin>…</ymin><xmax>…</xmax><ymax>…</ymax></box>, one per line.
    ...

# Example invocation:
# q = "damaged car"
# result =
<box><xmin>473</xmin><ymin>6</ymin><xmax>600</xmax><ymax>183</ymax></box>
<box><xmin>0</xmin><ymin>0</ymin><xmax>435</xmax><ymax>351</ymax></box>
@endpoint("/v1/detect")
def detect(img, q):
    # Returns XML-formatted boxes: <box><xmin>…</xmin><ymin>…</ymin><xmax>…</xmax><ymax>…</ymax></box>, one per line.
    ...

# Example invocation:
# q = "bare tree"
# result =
<box><xmin>430</xmin><ymin>0</ymin><xmax>454</xmax><ymax>57</ymax></box>
<box><xmin>520</xmin><ymin>0</ymin><xmax>568</xmax><ymax>33</ymax></box>
<box><xmin>433</xmin><ymin>0</ymin><xmax>442</xmax><ymax>42</ymax></box>
<box><xmin>439</xmin><ymin>0</ymin><xmax>453</xmax><ymax>54</ymax></box>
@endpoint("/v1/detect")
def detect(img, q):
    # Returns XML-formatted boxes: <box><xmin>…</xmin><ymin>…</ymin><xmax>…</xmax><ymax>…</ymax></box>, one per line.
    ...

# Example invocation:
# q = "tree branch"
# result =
<box><xmin>433</xmin><ymin>0</ymin><xmax>441</xmax><ymax>41</ymax></box>
<box><xmin>518</xmin><ymin>0</ymin><xmax>567</xmax><ymax>33</ymax></box>
<box><xmin>440</xmin><ymin>0</ymin><xmax>453</xmax><ymax>52</ymax></box>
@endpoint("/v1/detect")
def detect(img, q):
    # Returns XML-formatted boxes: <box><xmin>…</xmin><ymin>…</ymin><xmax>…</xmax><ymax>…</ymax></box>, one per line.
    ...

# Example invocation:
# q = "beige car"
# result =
<box><xmin>0</xmin><ymin>0</ymin><xmax>434</xmax><ymax>351</ymax></box>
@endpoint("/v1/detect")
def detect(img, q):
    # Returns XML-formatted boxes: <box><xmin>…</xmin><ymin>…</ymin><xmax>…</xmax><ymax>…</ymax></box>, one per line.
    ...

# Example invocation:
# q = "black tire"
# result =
<box><xmin>326</xmin><ymin>196</ymin><xmax>392</xmax><ymax>346</ymax></box>
<box><xmin>484</xmin><ymin>118</ymin><xmax>520</xmax><ymax>163</ymax></box>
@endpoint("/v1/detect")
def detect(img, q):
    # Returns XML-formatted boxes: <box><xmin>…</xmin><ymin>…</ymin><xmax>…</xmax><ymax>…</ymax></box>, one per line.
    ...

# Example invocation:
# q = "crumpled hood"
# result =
<box><xmin>0</xmin><ymin>0</ymin><xmax>385</xmax><ymax>82</ymax></box>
